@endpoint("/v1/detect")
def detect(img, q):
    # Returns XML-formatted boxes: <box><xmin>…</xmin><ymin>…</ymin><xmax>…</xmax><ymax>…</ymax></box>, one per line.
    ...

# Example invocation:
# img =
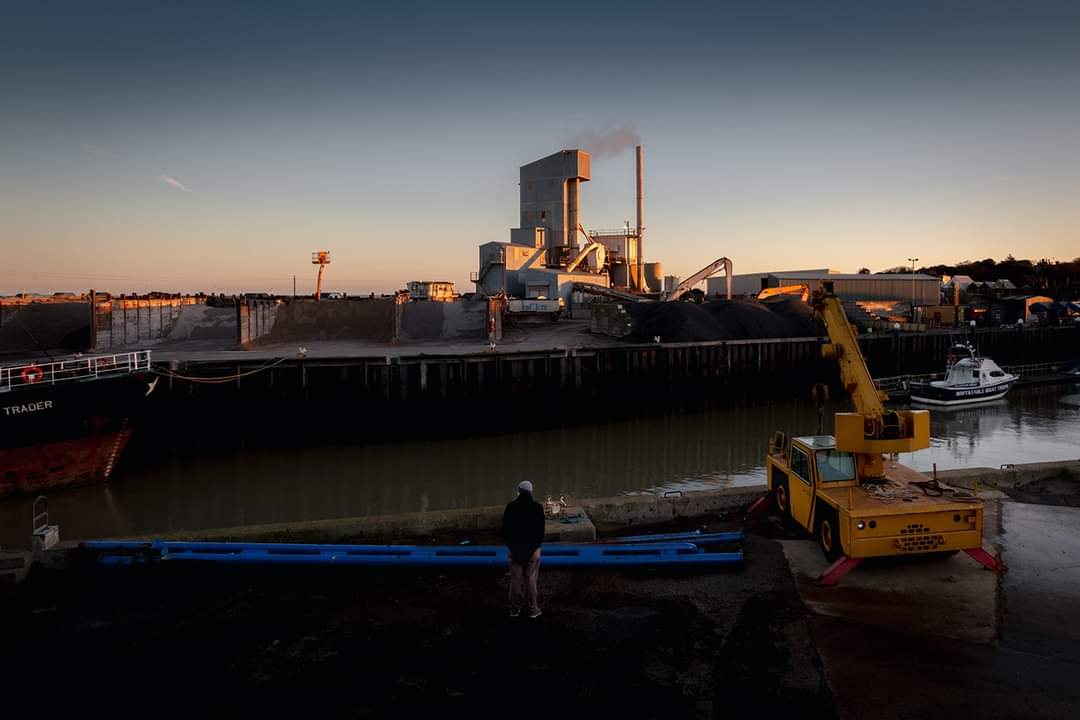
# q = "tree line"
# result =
<box><xmin>877</xmin><ymin>256</ymin><xmax>1080</xmax><ymax>296</ymax></box>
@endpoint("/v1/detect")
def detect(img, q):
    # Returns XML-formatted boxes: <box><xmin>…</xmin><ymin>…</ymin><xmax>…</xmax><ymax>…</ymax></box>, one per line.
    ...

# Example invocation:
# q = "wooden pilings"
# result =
<box><xmin>162</xmin><ymin>336</ymin><xmax>827</xmax><ymax>409</ymax></box>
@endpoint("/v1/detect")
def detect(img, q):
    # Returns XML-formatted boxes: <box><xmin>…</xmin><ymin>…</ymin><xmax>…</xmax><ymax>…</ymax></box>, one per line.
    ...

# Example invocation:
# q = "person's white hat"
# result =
<box><xmin>518</xmin><ymin>480</ymin><xmax>533</xmax><ymax>493</ymax></box>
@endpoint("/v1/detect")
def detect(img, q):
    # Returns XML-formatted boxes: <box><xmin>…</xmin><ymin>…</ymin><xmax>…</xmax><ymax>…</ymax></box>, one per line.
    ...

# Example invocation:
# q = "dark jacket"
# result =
<box><xmin>502</xmin><ymin>492</ymin><xmax>545</xmax><ymax>564</ymax></box>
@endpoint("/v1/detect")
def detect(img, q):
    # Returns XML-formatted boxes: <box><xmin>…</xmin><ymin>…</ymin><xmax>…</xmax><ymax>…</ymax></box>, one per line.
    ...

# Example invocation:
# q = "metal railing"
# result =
<box><xmin>0</xmin><ymin>350</ymin><xmax>151</xmax><ymax>393</ymax></box>
<box><xmin>1001</xmin><ymin>361</ymin><xmax>1063</xmax><ymax>377</ymax></box>
<box><xmin>873</xmin><ymin>373</ymin><xmax>938</xmax><ymax>394</ymax></box>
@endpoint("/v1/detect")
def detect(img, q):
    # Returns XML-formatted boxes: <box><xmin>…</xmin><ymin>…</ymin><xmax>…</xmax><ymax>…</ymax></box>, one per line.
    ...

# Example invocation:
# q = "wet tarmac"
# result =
<box><xmin>782</xmin><ymin>496</ymin><xmax>1080</xmax><ymax>719</ymax></box>
<box><xmin>999</xmin><ymin>502</ymin><xmax>1080</xmax><ymax>662</ymax></box>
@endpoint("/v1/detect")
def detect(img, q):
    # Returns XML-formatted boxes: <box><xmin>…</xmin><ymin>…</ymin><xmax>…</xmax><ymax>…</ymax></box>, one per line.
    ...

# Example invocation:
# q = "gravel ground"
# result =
<box><xmin>0</xmin><ymin>525</ymin><xmax>834</xmax><ymax>719</ymax></box>
<box><xmin>4</xmin><ymin>499</ymin><xmax>1078</xmax><ymax>719</ymax></box>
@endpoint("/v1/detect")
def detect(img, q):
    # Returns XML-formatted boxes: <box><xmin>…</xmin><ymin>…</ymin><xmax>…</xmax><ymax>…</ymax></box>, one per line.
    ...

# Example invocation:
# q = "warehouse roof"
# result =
<box><xmin>768</xmin><ymin>271</ymin><xmax>939</xmax><ymax>281</ymax></box>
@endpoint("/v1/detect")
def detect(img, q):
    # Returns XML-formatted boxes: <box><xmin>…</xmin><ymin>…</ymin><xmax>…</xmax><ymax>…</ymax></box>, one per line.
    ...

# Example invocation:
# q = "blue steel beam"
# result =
<box><xmin>81</xmin><ymin>540</ymin><xmax>703</xmax><ymax>556</ymax></box>
<box><xmin>96</xmin><ymin>550</ymin><xmax>743</xmax><ymax>568</ymax></box>
<box><xmin>613</xmin><ymin>531</ymin><xmax>743</xmax><ymax>545</ymax></box>
<box><xmin>83</xmin><ymin>540</ymin><xmax>743</xmax><ymax>568</ymax></box>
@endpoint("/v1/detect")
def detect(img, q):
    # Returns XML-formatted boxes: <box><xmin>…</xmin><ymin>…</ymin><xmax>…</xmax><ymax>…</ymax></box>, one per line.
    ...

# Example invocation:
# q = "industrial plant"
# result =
<box><xmin>471</xmin><ymin>146</ymin><xmax>731</xmax><ymax>307</ymax></box>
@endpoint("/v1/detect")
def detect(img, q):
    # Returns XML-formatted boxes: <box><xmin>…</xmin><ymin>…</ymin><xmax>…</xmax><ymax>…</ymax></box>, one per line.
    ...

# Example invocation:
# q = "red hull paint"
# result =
<box><xmin>0</xmin><ymin>427</ymin><xmax>131</xmax><ymax>499</ymax></box>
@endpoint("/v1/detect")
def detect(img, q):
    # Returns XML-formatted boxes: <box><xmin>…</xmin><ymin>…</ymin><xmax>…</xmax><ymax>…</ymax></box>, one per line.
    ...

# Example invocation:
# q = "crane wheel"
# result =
<box><xmin>771</xmin><ymin>478</ymin><xmax>793</xmax><ymax>528</ymax></box>
<box><xmin>817</xmin><ymin>508</ymin><xmax>844</xmax><ymax>562</ymax></box>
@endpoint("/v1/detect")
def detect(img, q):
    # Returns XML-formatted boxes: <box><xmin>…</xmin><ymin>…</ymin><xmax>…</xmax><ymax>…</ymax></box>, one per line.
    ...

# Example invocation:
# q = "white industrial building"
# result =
<box><xmin>473</xmin><ymin>150</ymin><xmax>609</xmax><ymax>303</ymax></box>
<box><xmin>709</xmin><ymin>269</ymin><xmax>941</xmax><ymax>305</ymax></box>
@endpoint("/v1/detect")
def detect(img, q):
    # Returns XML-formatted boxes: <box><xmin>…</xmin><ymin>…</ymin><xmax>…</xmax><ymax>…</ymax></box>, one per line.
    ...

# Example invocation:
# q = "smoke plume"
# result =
<box><xmin>564</xmin><ymin>125</ymin><xmax>641</xmax><ymax>158</ymax></box>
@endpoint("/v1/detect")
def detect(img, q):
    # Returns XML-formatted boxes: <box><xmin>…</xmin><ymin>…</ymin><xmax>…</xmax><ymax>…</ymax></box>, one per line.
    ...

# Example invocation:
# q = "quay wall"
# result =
<box><xmin>153</xmin><ymin>326</ymin><xmax>1080</xmax><ymax>424</ymax></box>
<box><xmin>118</xmin><ymin>485</ymin><xmax>764</xmax><ymax>544</ymax></box>
<box><xmin>152</xmin><ymin>337</ymin><xmax>828</xmax><ymax>439</ymax></box>
<box><xmin>107</xmin><ymin>460</ymin><xmax>1080</xmax><ymax>545</ymax></box>
<box><xmin>859</xmin><ymin>325</ymin><xmax>1080</xmax><ymax>375</ymax></box>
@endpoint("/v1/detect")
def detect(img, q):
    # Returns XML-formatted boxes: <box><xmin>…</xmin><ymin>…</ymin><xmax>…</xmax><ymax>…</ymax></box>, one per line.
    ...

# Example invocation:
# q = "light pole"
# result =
<box><xmin>907</xmin><ymin>257</ymin><xmax>919</xmax><ymax>315</ymax></box>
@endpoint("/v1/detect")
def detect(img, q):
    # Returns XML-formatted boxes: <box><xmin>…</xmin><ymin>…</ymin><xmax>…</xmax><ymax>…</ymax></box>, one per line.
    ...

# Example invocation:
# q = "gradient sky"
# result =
<box><xmin>2</xmin><ymin>1</ymin><xmax>1079</xmax><ymax>295</ymax></box>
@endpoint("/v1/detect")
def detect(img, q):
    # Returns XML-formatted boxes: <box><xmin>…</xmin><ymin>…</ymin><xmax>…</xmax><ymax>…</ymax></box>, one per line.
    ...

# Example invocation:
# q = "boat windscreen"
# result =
<box><xmin>816</xmin><ymin>450</ymin><xmax>856</xmax><ymax>482</ymax></box>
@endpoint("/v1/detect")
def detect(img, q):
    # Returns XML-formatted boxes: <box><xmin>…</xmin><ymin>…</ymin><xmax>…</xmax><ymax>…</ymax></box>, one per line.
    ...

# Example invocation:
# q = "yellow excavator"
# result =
<box><xmin>764</xmin><ymin>280</ymin><xmax>1003</xmax><ymax>583</ymax></box>
<box><xmin>757</xmin><ymin>283</ymin><xmax>810</xmax><ymax>303</ymax></box>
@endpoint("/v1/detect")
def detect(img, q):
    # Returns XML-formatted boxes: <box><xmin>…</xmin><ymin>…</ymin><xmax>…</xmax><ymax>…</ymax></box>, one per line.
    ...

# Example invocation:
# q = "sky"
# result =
<box><xmin>1</xmin><ymin>0</ymin><xmax>1079</xmax><ymax>295</ymax></box>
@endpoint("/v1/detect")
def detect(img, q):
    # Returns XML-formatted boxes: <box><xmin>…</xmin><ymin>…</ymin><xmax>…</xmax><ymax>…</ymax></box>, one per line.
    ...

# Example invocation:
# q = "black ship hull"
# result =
<box><xmin>1</xmin><ymin>372</ymin><xmax>153</xmax><ymax>498</ymax></box>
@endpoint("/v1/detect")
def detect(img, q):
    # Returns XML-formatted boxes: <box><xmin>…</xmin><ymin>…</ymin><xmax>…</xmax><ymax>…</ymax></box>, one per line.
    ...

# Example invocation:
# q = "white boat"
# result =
<box><xmin>909</xmin><ymin>344</ymin><xmax>1018</xmax><ymax>406</ymax></box>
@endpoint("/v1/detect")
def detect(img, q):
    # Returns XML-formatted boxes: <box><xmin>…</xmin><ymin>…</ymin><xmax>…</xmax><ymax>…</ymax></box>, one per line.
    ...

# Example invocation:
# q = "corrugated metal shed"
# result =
<box><xmin>763</xmin><ymin>272</ymin><xmax>940</xmax><ymax>304</ymax></box>
<box><xmin>711</xmin><ymin>269</ymin><xmax>830</xmax><ymax>297</ymax></box>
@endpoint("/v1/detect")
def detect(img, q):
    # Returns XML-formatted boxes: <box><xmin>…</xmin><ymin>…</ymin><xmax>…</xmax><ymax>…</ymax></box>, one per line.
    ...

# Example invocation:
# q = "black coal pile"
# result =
<box><xmin>621</xmin><ymin>298</ymin><xmax>821</xmax><ymax>343</ymax></box>
<box><xmin>760</xmin><ymin>296</ymin><xmax>824</xmax><ymax>337</ymax></box>
<box><xmin>623</xmin><ymin>301</ymin><xmax>732</xmax><ymax>342</ymax></box>
<box><xmin>701</xmin><ymin>300</ymin><xmax>792</xmax><ymax>339</ymax></box>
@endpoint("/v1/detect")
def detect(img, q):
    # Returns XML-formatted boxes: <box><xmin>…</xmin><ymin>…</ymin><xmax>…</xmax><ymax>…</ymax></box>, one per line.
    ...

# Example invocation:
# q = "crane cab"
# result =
<box><xmin>766</xmin><ymin>431</ymin><xmax>985</xmax><ymax>561</ymax></box>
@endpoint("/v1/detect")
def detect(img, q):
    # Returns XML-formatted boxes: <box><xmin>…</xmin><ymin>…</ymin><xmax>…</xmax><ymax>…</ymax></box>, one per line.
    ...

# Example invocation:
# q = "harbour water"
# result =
<box><xmin>2</xmin><ymin>383</ymin><xmax>1077</xmax><ymax>546</ymax></box>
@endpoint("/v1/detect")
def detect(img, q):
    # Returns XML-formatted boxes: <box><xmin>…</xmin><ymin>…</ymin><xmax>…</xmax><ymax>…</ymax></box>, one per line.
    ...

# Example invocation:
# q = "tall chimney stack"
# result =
<box><xmin>635</xmin><ymin>145</ymin><xmax>645</xmax><ymax>291</ymax></box>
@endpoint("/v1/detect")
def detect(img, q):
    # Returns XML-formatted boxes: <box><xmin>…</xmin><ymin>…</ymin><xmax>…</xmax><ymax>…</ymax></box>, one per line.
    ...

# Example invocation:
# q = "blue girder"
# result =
<box><xmin>82</xmin><ymin>539</ymin><xmax>743</xmax><ymax>568</ymax></box>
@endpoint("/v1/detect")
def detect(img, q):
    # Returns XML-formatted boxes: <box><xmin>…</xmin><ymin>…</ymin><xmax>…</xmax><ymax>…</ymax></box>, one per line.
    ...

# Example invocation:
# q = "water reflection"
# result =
<box><xmin>906</xmin><ymin>383</ymin><xmax>1080</xmax><ymax>473</ymax></box>
<box><xmin>1</xmin><ymin>383</ymin><xmax>1077</xmax><ymax>545</ymax></box>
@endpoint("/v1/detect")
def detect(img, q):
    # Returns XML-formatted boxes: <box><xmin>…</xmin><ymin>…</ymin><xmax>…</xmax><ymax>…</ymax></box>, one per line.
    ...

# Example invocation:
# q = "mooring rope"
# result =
<box><xmin>150</xmin><ymin>356</ymin><xmax>291</xmax><ymax>384</ymax></box>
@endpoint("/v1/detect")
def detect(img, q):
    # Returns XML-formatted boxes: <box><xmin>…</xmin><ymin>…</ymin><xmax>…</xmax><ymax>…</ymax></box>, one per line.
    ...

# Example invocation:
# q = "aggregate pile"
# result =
<box><xmin>623</xmin><ymin>302</ymin><xmax>732</xmax><ymax>342</ymax></box>
<box><xmin>759</xmin><ymin>296</ymin><xmax>823</xmax><ymax>337</ymax></box>
<box><xmin>0</xmin><ymin>303</ymin><xmax>91</xmax><ymax>355</ymax></box>
<box><xmin>267</xmin><ymin>299</ymin><xmax>395</xmax><ymax>343</ymax></box>
<box><xmin>400</xmin><ymin>299</ymin><xmax>487</xmax><ymax>340</ymax></box>
<box><xmin>621</xmin><ymin>298</ymin><xmax>822</xmax><ymax>343</ymax></box>
<box><xmin>165</xmin><ymin>304</ymin><xmax>236</xmax><ymax>341</ymax></box>
<box><xmin>400</xmin><ymin>301</ymin><xmax>443</xmax><ymax>340</ymax></box>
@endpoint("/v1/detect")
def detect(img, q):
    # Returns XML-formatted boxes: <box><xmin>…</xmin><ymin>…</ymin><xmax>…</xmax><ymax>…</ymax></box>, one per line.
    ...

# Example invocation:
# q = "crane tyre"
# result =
<box><xmin>771</xmin><ymin>476</ymin><xmax>793</xmax><ymax>528</ymax></box>
<box><xmin>817</xmin><ymin>505</ymin><xmax>844</xmax><ymax>562</ymax></box>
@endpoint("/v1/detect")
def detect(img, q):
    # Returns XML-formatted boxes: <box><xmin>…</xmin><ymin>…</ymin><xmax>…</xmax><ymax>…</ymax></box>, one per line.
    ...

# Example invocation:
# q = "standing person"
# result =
<box><xmin>502</xmin><ymin>480</ymin><xmax>546</xmax><ymax>619</ymax></box>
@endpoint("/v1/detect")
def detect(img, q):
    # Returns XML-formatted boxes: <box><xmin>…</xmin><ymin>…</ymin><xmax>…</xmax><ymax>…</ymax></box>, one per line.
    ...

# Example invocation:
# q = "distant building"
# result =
<box><xmin>473</xmin><ymin>149</ymin><xmax>610</xmax><ymax>304</ymax></box>
<box><xmin>996</xmin><ymin>295</ymin><xmax>1053</xmax><ymax>323</ymax></box>
<box><xmin>713</xmin><ymin>269</ymin><xmax>940</xmax><ymax>305</ymax></box>
<box><xmin>407</xmin><ymin>281</ymin><xmax>456</xmax><ymax>302</ymax></box>
<box><xmin>942</xmin><ymin>275</ymin><xmax>975</xmax><ymax>291</ymax></box>
<box><xmin>717</xmin><ymin>269</ymin><xmax>831</xmax><ymax>297</ymax></box>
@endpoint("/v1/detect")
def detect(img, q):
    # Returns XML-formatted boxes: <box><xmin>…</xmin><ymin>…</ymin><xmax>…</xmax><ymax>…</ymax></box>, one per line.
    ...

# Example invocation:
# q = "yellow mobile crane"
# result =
<box><xmin>764</xmin><ymin>280</ymin><xmax>1003</xmax><ymax>583</ymax></box>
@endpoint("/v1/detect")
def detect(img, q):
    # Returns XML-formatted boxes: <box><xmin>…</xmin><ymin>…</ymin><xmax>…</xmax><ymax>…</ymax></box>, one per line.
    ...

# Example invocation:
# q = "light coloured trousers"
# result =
<box><xmin>508</xmin><ymin>549</ymin><xmax>541</xmax><ymax>615</ymax></box>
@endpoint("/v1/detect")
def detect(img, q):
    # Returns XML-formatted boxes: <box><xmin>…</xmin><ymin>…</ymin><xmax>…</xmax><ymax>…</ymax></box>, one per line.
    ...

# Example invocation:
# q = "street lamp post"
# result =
<box><xmin>907</xmin><ymin>257</ymin><xmax>919</xmax><ymax>318</ymax></box>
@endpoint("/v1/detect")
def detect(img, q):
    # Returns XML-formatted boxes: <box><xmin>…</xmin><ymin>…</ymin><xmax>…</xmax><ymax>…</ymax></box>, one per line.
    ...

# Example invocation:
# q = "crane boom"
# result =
<box><xmin>664</xmin><ymin>257</ymin><xmax>732</xmax><ymax>301</ymax></box>
<box><xmin>815</xmin><ymin>281</ymin><xmax>886</xmax><ymax>419</ymax></box>
<box><xmin>814</xmin><ymin>280</ymin><xmax>929</xmax><ymax>480</ymax></box>
<box><xmin>565</xmin><ymin>241</ymin><xmax>603</xmax><ymax>273</ymax></box>
<box><xmin>757</xmin><ymin>284</ymin><xmax>810</xmax><ymax>302</ymax></box>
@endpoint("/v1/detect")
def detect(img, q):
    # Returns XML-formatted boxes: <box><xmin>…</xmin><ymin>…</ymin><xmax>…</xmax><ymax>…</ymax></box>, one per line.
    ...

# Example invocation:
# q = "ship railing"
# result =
<box><xmin>875</xmin><ymin>360</ymin><xmax>1064</xmax><ymax>395</ymax></box>
<box><xmin>873</xmin><ymin>373</ymin><xmax>939</xmax><ymax>394</ymax></box>
<box><xmin>0</xmin><ymin>350</ymin><xmax>152</xmax><ymax>393</ymax></box>
<box><xmin>1000</xmin><ymin>361</ymin><xmax>1061</xmax><ymax>377</ymax></box>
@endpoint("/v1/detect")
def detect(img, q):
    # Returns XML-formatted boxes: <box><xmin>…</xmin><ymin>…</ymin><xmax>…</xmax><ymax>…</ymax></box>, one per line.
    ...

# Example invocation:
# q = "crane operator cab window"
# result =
<box><xmin>790</xmin><ymin>446</ymin><xmax>812</xmax><ymax>485</ymax></box>
<box><xmin>816</xmin><ymin>449</ymin><xmax>856</xmax><ymax>483</ymax></box>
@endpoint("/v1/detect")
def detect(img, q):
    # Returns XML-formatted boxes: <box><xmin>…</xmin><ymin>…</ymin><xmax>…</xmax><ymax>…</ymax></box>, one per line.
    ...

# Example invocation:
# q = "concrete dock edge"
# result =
<box><xmin>111</xmin><ymin>484</ymin><xmax>770</xmax><ymax>545</ymax></box>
